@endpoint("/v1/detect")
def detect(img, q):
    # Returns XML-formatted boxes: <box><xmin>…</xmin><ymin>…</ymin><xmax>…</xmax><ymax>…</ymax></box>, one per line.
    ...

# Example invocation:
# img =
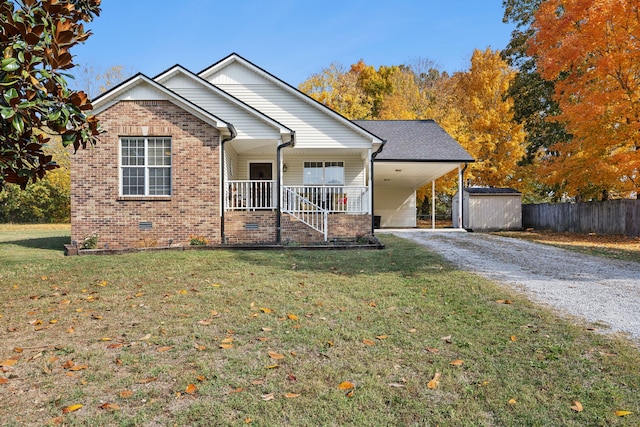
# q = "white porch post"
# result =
<box><xmin>432</xmin><ymin>180</ymin><xmax>436</xmax><ymax>230</ymax></box>
<box><xmin>367</xmin><ymin>148</ymin><xmax>372</xmax><ymax>214</ymax></box>
<box><xmin>458</xmin><ymin>165</ymin><xmax>464</xmax><ymax>229</ymax></box>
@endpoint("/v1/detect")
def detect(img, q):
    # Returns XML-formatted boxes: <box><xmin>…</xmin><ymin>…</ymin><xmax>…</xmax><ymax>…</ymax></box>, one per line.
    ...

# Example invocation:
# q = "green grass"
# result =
<box><xmin>1</xmin><ymin>225</ymin><xmax>639</xmax><ymax>426</ymax></box>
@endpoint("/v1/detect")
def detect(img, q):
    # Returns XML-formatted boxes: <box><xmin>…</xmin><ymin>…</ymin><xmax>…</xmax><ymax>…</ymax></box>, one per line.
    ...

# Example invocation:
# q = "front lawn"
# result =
<box><xmin>0</xmin><ymin>225</ymin><xmax>638</xmax><ymax>426</ymax></box>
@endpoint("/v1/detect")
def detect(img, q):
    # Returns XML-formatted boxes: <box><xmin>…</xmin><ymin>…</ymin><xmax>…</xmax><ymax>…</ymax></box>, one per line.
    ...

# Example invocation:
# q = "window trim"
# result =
<box><xmin>303</xmin><ymin>161</ymin><xmax>344</xmax><ymax>186</ymax></box>
<box><xmin>119</xmin><ymin>136</ymin><xmax>172</xmax><ymax>197</ymax></box>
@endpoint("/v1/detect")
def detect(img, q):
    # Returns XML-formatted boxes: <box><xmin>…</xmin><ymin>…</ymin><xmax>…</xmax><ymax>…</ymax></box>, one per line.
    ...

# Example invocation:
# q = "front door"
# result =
<box><xmin>249</xmin><ymin>163</ymin><xmax>273</xmax><ymax>208</ymax></box>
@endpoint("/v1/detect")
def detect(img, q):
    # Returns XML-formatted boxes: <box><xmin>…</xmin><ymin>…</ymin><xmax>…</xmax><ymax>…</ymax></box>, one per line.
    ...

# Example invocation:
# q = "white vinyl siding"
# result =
<box><xmin>203</xmin><ymin>62</ymin><xmax>375</xmax><ymax>150</ymax></box>
<box><xmin>375</xmin><ymin>186</ymin><xmax>417</xmax><ymax>228</ymax></box>
<box><xmin>120</xmin><ymin>137</ymin><xmax>171</xmax><ymax>196</ymax></box>
<box><xmin>162</xmin><ymin>75</ymin><xmax>283</xmax><ymax>140</ymax></box>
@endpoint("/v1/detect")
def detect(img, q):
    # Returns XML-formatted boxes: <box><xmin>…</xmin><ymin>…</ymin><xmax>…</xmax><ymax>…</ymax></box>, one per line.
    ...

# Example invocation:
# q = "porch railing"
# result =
<box><xmin>283</xmin><ymin>186</ymin><xmax>369</xmax><ymax>213</ymax></box>
<box><xmin>282</xmin><ymin>187</ymin><xmax>328</xmax><ymax>241</ymax></box>
<box><xmin>226</xmin><ymin>180</ymin><xmax>275</xmax><ymax>210</ymax></box>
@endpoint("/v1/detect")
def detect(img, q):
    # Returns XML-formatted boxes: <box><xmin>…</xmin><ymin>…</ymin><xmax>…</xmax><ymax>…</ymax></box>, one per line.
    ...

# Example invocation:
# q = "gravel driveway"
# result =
<box><xmin>389</xmin><ymin>231</ymin><xmax>640</xmax><ymax>342</ymax></box>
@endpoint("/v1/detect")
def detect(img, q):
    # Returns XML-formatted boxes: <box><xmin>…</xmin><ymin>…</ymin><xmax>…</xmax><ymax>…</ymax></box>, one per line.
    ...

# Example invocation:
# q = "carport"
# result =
<box><xmin>355</xmin><ymin>120</ymin><xmax>474</xmax><ymax>229</ymax></box>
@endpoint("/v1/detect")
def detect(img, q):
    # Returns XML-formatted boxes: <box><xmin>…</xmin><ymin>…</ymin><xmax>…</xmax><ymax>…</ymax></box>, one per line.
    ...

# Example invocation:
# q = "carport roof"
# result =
<box><xmin>354</xmin><ymin>120</ymin><xmax>474</xmax><ymax>163</ymax></box>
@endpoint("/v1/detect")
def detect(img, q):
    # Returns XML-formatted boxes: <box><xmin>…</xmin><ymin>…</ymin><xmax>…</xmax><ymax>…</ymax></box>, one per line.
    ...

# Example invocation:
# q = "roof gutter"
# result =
<box><xmin>220</xmin><ymin>124</ymin><xmax>237</xmax><ymax>244</ymax></box>
<box><xmin>276</xmin><ymin>132</ymin><xmax>296</xmax><ymax>244</ymax></box>
<box><xmin>370</xmin><ymin>140</ymin><xmax>387</xmax><ymax>235</ymax></box>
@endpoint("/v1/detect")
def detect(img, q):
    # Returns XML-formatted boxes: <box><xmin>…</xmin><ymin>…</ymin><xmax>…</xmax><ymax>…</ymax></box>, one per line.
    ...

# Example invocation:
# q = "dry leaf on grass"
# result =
<box><xmin>376</xmin><ymin>335</ymin><xmax>388</xmax><ymax>340</ymax></box>
<box><xmin>259</xmin><ymin>307</ymin><xmax>272</xmax><ymax>313</ymax></box>
<box><xmin>157</xmin><ymin>346</ymin><xmax>173</xmax><ymax>352</ymax></box>
<box><xmin>449</xmin><ymin>359</ymin><xmax>464</xmax><ymax>367</ymax></box>
<box><xmin>427</xmin><ymin>372</ymin><xmax>441</xmax><ymax>389</ymax></box>
<box><xmin>508</xmin><ymin>398</ymin><xmax>517</xmax><ymax>405</ymax></box>
<box><xmin>571</xmin><ymin>401</ymin><xmax>583</xmax><ymax>412</ymax></box>
<box><xmin>615</xmin><ymin>410</ymin><xmax>633</xmax><ymax>417</ymax></box>
<box><xmin>338</xmin><ymin>381</ymin><xmax>355</xmax><ymax>390</ymax></box>
<box><xmin>285</xmin><ymin>392</ymin><xmax>300</xmax><ymax>398</ymax></box>
<box><xmin>119</xmin><ymin>390</ymin><xmax>133</xmax><ymax>398</ymax></box>
<box><xmin>219</xmin><ymin>343</ymin><xmax>233</xmax><ymax>349</ymax></box>
<box><xmin>362</xmin><ymin>338</ymin><xmax>375</xmax><ymax>346</ymax></box>
<box><xmin>0</xmin><ymin>377</ymin><xmax>8</xmax><ymax>384</ymax></box>
<box><xmin>62</xmin><ymin>404</ymin><xmax>83</xmax><ymax>414</ymax></box>
<box><xmin>287</xmin><ymin>313</ymin><xmax>299</xmax><ymax>321</ymax></box>
<box><xmin>261</xmin><ymin>393</ymin><xmax>275</xmax><ymax>401</ymax></box>
<box><xmin>68</xmin><ymin>364</ymin><xmax>88</xmax><ymax>371</ymax></box>
<box><xmin>185</xmin><ymin>384</ymin><xmax>197</xmax><ymax>394</ymax></box>
<box><xmin>99</xmin><ymin>402</ymin><xmax>120</xmax><ymax>411</ymax></box>
<box><xmin>268</xmin><ymin>351</ymin><xmax>285</xmax><ymax>360</ymax></box>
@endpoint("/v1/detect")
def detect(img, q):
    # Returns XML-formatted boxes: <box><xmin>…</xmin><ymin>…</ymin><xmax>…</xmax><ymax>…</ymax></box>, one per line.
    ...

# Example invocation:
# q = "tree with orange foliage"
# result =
<box><xmin>445</xmin><ymin>49</ymin><xmax>526</xmax><ymax>187</ymax></box>
<box><xmin>529</xmin><ymin>0</ymin><xmax>640</xmax><ymax>199</ymax></box>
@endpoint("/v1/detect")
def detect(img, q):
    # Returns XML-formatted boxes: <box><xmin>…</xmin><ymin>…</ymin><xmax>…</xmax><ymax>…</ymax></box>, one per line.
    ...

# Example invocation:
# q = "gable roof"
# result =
<box><xmin>198</xmin><ymin>53</ymin><xmax>384</xmax><ymax>147</ymax></box>
<box><xmin>153</xmin><ymin>65</ymin><xmax>293</xmax><ymax>138</ymax></box>
<box><xmin>354</xmin><ymin>120</ymin><xmax>474</xmax><ymax>163</ymax></box>
<box><xmin>91</xmin><ymin>73</ymin><xmax>233</xmax><ymax>134</ymax></box>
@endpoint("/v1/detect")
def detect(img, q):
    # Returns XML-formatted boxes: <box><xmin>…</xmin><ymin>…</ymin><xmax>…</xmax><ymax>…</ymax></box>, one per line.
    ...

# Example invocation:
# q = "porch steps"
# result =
<box><xmin>282</xmin><ymin>187</ymin><xmax>328</xmax><ymax>241</ymax></box>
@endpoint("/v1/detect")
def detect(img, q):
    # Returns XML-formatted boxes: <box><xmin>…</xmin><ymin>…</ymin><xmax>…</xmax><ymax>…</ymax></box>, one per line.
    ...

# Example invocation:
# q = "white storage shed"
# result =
<box><xmin>452</xmin><ymin>188</ymin><xmax>522</xmax><ymax>231</ymax></box>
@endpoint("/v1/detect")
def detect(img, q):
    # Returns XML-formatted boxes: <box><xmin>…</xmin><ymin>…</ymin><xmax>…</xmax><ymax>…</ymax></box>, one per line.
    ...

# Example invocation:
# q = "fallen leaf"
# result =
<box><xmin>49</xmin><ymin>319</ymin><xmax>58</xmax><ymax>324</ymax></box>
<box><xmin>285</xmin><ymin>392</ymin><xmax>300</xmax><ymax>398</ymax></box>
<box><xmin>408</xmin><ymin>328</ymin><xmax>417</xmax><ymax>333</ymax></box>
<box><xmin>287</xmin><ymin>373</ymin><xmax>297</xmax><ymax>381</ymax></box>
<box><xmin>259</xmin><ymin>308</ymin><xmax>272</xmax><ymax>314</ymax></box>
<box><xmin>62</xmin><ymin>404</ymin><xmax>83</xmax><ymax>414</ymax></box>
<box><xmin>61</xmin><ymin>360</ymin><xmax>74</xmax><ymax>369</ymax></box>
<box><xmin>427</xmin><ymin>372</ymin><xmax>441</xmax><ymax>390</ymax></box>
<box><xmin>510</xmin><ymin>336</ymin><xmax>517</xmax><ymax>342</ymax></box>
<box><xmin>388</xmin><ymin>383</ymin><xmax>405</xmax><ymax>388</ymax></box>
<box><xmin>0</xmin><ymin>378</ymin><xmax>8</xmax><ymax>384</ymax></box>
<box><xmin>376</xmin><ymin>335</ymin><xmax>388</xmax><ymax>340</ymax></box>
<box><xmin>194</xmin><ymin>344</ymin><xmax>206</xmax><ymax>351</ymax></box>
<box><xmin>338</xmin><ymin>381</ymin><xmax>355</xmax><ymax>391</ymax></box>
<box><xmin>369</xmin><ymin>301</ymin><xmax>377</xmax><ymax>307</ymax></box>
<box><xmin>138</xmin><ymin>377</ymin><xmax>158</xmax><ymax>384</ymax></box>
<box><xmin>362</xmin><ymin>338</ymin><xmax>375</xmax><ymax>346</ymax></box>
<box><xmin>221</xmin><ymin>337</ymin><xmax>234</xmax><ymax>344</ymax></box>
<box><xmin>119</xmin><ymin>390</ymin><xmax>133</xmax><ymax>398</ymax></box>
<box><xmin>449</xmin><ymin>359</ymin><xmax>464</xmax><ymax>367</ymax></box>
<box><xmin>185</xmin><ymin>384</ymin><xmax>197</xmax><ymax>394</ymax></box>
<box><xmin>571</xmin><ymin>401</ymin><xmax>583</xmax><ymax>412</ymax></box>
<box><xmin>441</xmin><ymin>335</ymin><xmax>452</xmax><ymax>343</ymax></box>
<box><xmin>425</xmin><ymin>347</ymin><xmax>439</xmax><ymax>353</ymax></box>
<box><xmin>615</xmin><ymin>410</ymin><xmax>633</xmax><ymax>417</ymax></box>
<box><xmin>268</xmin><ymin>351</ymin><xmax>285</xmax><ymax>360</ymax></box>
<box><xmin>197</xmin><ymin>320</ymin><xmax>212</xmax><ymax>325</ymax></box>
<box><xmin>251</xmin><ymin>380</ymin><xmax>265</xmax><ymax>385</ymax></box>
<box><xmin>265</xmin><ymin>364</ymin><xmax>280</xmax><ymax>369</ymax></box>
<box><xmin>327</xmin><ymin>341</ymin><xmax>334</xmax><ymax>347</ymax></box>
<box><xmin>197</xmin><ymin>375</ymin><xmax>206</xmax><ymax>382</ymax></box>
<box><xmin>0</xmin><ymin>359</ymin><xmax>18</xmax><ymax>367</ymax></box>
<box><xmin>508</xmin><ymin>398</ymin><xmax>517</xmax><ymax>405</ymax></box>
<box><xmin>68</xmin><ymin>364</ymin><xmax>88</xmax><ymax>371</ymax></box>
<box><xmin>261</xmin><ymin>327</ymin><xmax>273</xmax><ymax>332</ymax></box>
<box><xmin>219</xmin><ymin>343</ymin><xmax>233</xmax><ymax>349</ymax></box>
<box><xmin>261</xmin><ymin>392</ymin><xmax>275</xmax><ymax>401</ymax></box>
<box><xmin>287</xmin><ymin>313</ymin><xmax>299</xmax><ymax>321</ymax></box>
<box><xmin>99</xmin><ymin>402</ymin><xmax>120</xmax><ymax>411</ymax></box>
<box><xmin>157</xmin><ymin>346</ymin><xmax>173</xmax><ymax>352</ymax></box>
<box><xmin>107</xmin><ymin>343</ymin><xmax>124</xmax><ymax>349</ymax></box>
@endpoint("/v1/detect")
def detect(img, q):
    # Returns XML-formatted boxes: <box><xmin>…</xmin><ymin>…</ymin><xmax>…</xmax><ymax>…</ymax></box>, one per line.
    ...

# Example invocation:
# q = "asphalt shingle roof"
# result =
<box><xmin>354</xmin><ymin>120</ymin><xmax>474</xmax><ymax>162</ymax></box>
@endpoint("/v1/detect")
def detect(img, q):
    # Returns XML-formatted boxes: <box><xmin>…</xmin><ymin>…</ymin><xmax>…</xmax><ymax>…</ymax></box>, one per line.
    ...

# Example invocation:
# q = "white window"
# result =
<box><xmin>303</xmin><ymin>161</ymin><xmax>344</xmax><ymax>185</ymax></box>
<box><xmin>120</xmin><ymin>137</ymin><xmax>171</xmax><ymax>196</ymax></box>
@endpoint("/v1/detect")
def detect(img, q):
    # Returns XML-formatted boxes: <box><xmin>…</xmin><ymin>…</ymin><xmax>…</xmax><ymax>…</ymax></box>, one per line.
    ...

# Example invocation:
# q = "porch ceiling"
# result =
<box><xmin>374</xmin><ymin>161</ymin><xmax>462</xmax><ymax>188</ymax></box>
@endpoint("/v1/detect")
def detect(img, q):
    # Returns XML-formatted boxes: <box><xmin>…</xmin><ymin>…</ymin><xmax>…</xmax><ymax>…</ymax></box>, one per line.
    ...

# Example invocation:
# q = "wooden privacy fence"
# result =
<box><xmin>523</xmin><ymin>199</ymin><xmax>640</xmax><ymax>237</ymax></box>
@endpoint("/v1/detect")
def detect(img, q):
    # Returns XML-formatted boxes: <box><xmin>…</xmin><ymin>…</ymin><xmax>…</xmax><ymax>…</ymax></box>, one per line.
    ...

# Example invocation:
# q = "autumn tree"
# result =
<box><xmin>529</xmin><ymin>0</ymin><xmax>640</xmax><ymax>200</ymax></box>
<box><xmin>298</xmin><ymin>62</ymin><xmax>373</xmax><ymax>120</ymax></box>
<box><xmin>0</xmin><ymin>0</ymin><xmax>101</xmax><ymax>189</ymax></box>
<box><xmin>445</xmin><ymin>49</ymin><xmax>526</xmax><ymax>187</ymax></box>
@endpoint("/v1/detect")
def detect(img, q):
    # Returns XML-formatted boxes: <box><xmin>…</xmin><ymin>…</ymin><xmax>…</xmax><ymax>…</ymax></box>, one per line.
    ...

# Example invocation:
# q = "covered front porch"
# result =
<box><xmin>222</xmin><ymin>139</ymin><xmax>374</xmax><ymax>243</ymax></box>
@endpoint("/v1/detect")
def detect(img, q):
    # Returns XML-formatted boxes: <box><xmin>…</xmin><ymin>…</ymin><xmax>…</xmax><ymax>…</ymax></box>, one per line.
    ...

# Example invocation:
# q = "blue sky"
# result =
<box><xmin>72</xmin><ymin>0</ymin><xmax>515</xmax><ymax>87</ymax></box>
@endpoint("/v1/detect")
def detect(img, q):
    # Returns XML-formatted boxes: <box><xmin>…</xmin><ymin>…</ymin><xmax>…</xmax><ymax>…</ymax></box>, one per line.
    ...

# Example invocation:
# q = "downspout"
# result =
<box><xmin>370</xmin><ymin>140</ymin><xmax>387</xmax><ymax>235</ymax></box>
<box><xmin>220</xmin><ymin>124</ymin><xmax>237</xmax><ymax>245</ymax></box>
<box><xmin>276</xmin><ymin>131</ymin><xmax>296</xmax><ymax>244</ymax></box>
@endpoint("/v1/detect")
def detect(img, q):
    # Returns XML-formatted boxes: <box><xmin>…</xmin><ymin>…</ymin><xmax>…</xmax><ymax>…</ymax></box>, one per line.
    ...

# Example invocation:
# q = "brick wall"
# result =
<box><xmin>281</xmin><ymin>213</ymin><xmax>372</xmax><ymax>243</ymax></box>
<box><xmin>71</xmin><ymin>100</ymin><xmax>222</xmax><ymax>249</ymax></box>
<box><xmin>224</xmin><ymin>211</ymin><xmax>277</xmax><ymax>244</ymax></box>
